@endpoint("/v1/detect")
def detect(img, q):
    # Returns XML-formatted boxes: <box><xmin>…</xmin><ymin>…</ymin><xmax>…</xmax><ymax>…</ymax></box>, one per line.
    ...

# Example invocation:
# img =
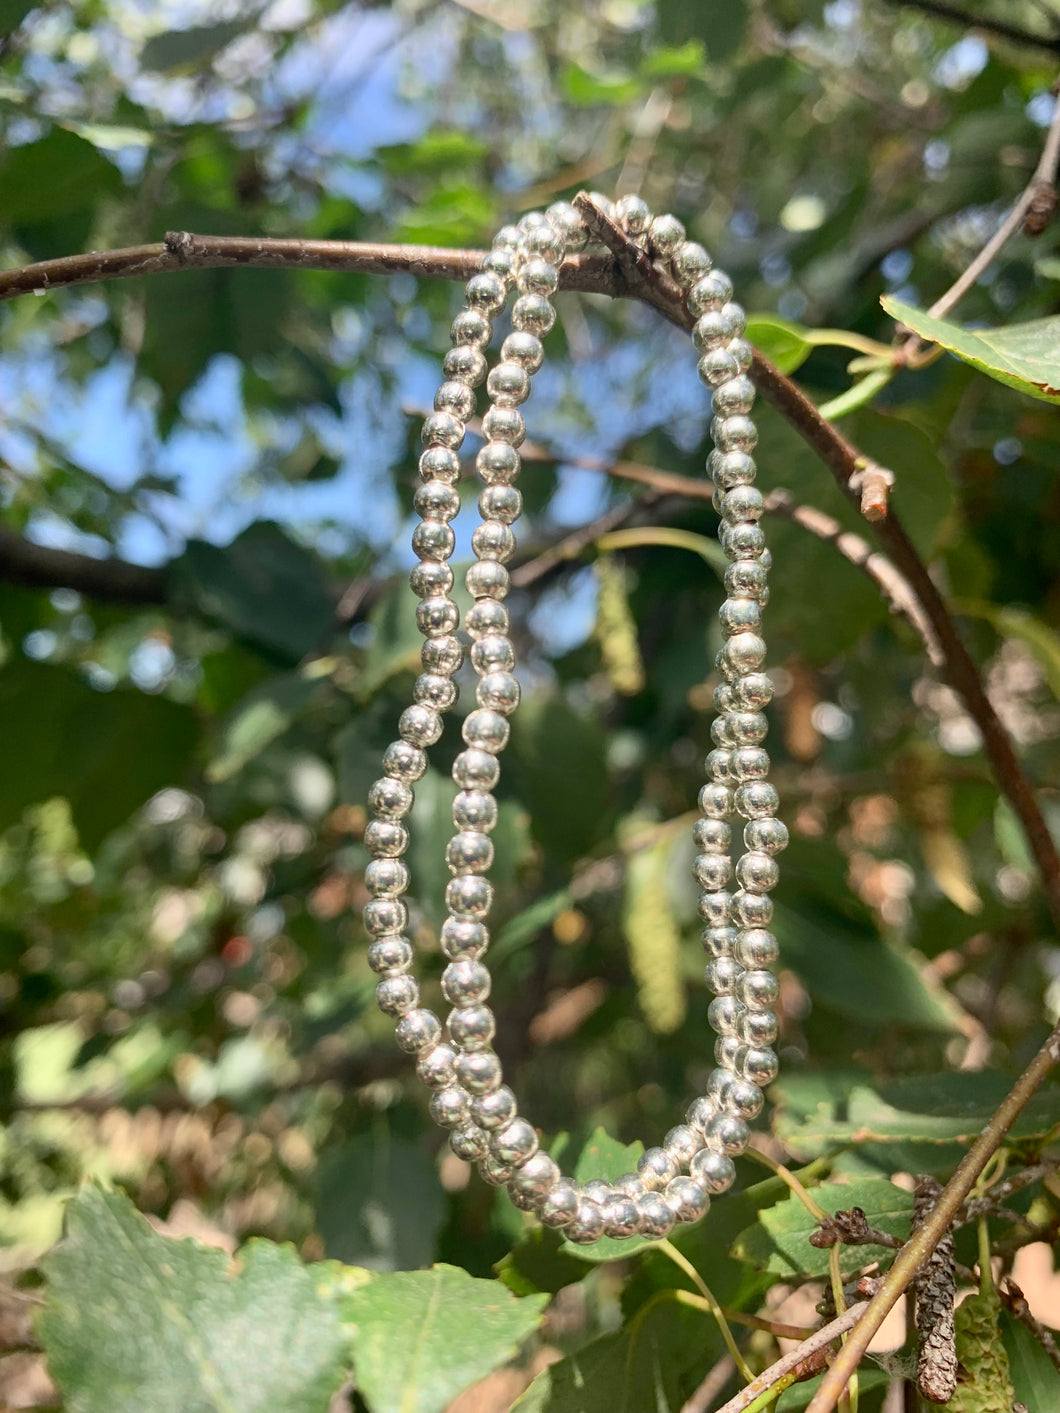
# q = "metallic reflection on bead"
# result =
<box><xmin>471</xmin><ymin>1085</ymin><xmax>517</xmax><ymax>1130</ymax></box>
<box><xmin>395</xmin><ymin>1009</ymin><xmax>442</xmax><ymax>1054</ymax></box>
<box><xmin>690</xmin><ymin>1148</ymin><xmax>736</xmax><ymax>1194</ymax></box>
<box><xmin>666</xmin><ymin>1176</ymin><xmax>711</xmax><ymax>1224</ymax></box>
<box><xmin>539</xmin><ymin>1179</ymin><xmax>580</xmax><ymax>1228</ymax></box>
<box><xmin>565</xmin><ymin>1200</ymin><xmax>606</xmax><ymax>1244</ymax></box>
<box><xmin>491</xmin><ymin>1117</ymin><xmax>539</xmax><ymax>1165</ymax></box>
<box><xmin>636</xmin><ymin>1192</ymin><xmax>676</xmax><ymax>1239</ymax></box>
<box><xmin>603</xmin><ymin>1196</ymin><xmax>641</xmax><ymax>1239</ymax></box>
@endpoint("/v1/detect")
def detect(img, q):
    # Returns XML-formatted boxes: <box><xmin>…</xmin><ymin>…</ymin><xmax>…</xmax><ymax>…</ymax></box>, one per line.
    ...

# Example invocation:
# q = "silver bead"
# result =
<box><xmin>744</xmin><ymin>817</ymin><xmax>788</xmax><ymax>854</ymax></box>
<box><xmin>715</xmin><ymin>1033</ymin><xmax>741</xmax><ymax>1069</ymax></box>
<box><xmin>470</xmin><ymin>634</ymin><xmax>515</xmax><ymax>673</ymax></box>
<box><xmin>465</xmin><ymin>601</ymin><xmax>509</xmax><ymax>640</ymax></box>
<box><xmin>615</xmin><ymin>193</ymin><xmax>651</xmax><ymax>235</ymax></box>
<box><xmin>365</xmin><ymin>858</ymin><xmax>409</xmax><ymax>898</ymax></box>
<box><xmin>492</xmin><ymin>224</ymin><xmax>521</xmax><ymax>250</ymax></box>
<box><xmin>434</xmin><ymin>380</ymin><xmax>476</xmax><ymax>420</ymax></box>
<box><xmin>686</xmin><ymin>1096</ymin><xmax>716</xmax><ymax>1135</ymax></box>
<box><xmin>365</xmin><ymin>820</ymin><xmax>409</xmax><ymax>858</ymax></box>
<box><xmin>479</xmin><ymin>484</ymin><xmax>522</xmax><ymax>525</ymax></box>
<box><xmin>429</xmin><ymin>1085</ymin><xmax>471</xmax><ymax>1128</ymax></box>
<box><xmin>721</xmin><ymin>522</ymin><xmax>766</xmax><ymax>560</ymax></box>
<box><xmin>445</xmin><ymin>875</ymin><xmax>493</xmax><ymax>918</ymax></box>
<box><xmin>698</xmin><ymin>890</ymin><xmax>733</xmax><ymax>926</ymax></box>
<box><xmin>734</xmin><ymin>928</ymin><xmax>778</xmax><ymax>969</ymax></box>
<box><xmin>540</xmin><ymin>1179</ymin><xmax>580</xmax><ymax>1227</ymax></box>
<box><xmin>733</xmin><ymin>672</ymin><xmax>774</xmax><ymax>709</ymax></box>
<box><xmin>448</xmin><ymin>1003</ymin><xmax>496</xmax><ymax>1049</ymax></box>
<box><xmin>487</xmin><ymin>361</ymin><xmax>531</xmax><ymax>406</ymax></box>
<box><xmin>705</xmin><ymin>748</ymin><xmax>733</xmax><ymax>782</ymax></box>
<box><xmin>732</xmin><ymin>889</ymin><xmax>774</xmax><ymax>927</ymax></box>
<box><xmin>512</xmin><ymin>293</ymin><xmax>556</xmax><ymax>336</ymax></box>
<box><xmin>450</xmin><ymin>1124</ymin><xmax>489</xmax><ymax>1161</ymax></box>
<box><xmin>728</xmin><ymin>711</ymin><xmax>768</xmax><ymax>746</ymax></box>
<box><xmin>471</xmin><ymin>1085</ymin><xmax>516</xmax><ymax>1130</ymax></box>
<box><xmin>395</xmin><ymin>1008</ymin><xmax>442</xmax><ymax>1053</ymax></box>
<box><xmin>708</xmin><ymin>994</ymin><xmax>742</xmax><ymax>1036</ymax></box>
<box><xmin>465</xmin><ymin>271</ymin><xmax>507</xmax><ymax>314</ymax></box>
<box><xmin>713</xmin><ymin>374</ymin><xmax>755</xmax><ymax>416</ymax></box>
<box><xmin>450</xmin><ymin>309</ymin><xmax>491</xmax><ymax>347</ymax></box>
<box><xmin>726</xmin><ymin>1077</ymin><xmax>765</xmax><ymax>1119</ymax></box>
<box><xmin>648</xmin><ymin>212</ymin><xmax>685</xmax><ymax>257</ymax></box>
<box><xmin>614</xmin><ymin>1172</ymin><xmax>646</xmax><ymax>1198</ymax></box>
<box><xmin>479</xmin><ymin>1154</ymin><xmax>514</xmax><ymax>1186</ymax></box>
<box><xmin>455</xmin><ymin>1048</ymin><xmax>503</xmax><ymax>1094</ymax></box>
<box><xmin>603</xmin><ymin>1196</ymin><xmax>640</xmax><ymax>1239</ymax></box>
<box><xmin>410</xmin><ymin>560</ymin><xmax>455</xmax><ymax>597</ymax></box>
<box><xmin>399</xmin><ymin>702</ymin><xmax>444</xmax><ymax>747</ymax></box>
<box><xmin>453</xmin><ymin>790</ymin><xmax>498</xmax><ymax>833</ymax></box>
<box><xmin>376</xmin><ymin>974</ymin><xmax>418</xmax><ymax>1016</ymax></box>
<box><xmin>698</xmin><ymin>782</ymin><xmax>733</xmax><ymax>819</ymax></box>
<box><xmin>481</xmin><ymin>406</ymin><xmax>525</xmax><ymax>447</ymax></box>
<box><xmin>411</xmin><ymin>519</ymin><xmax>455</xmax><ymax>562</ymax></box>
<box><xmin>636</xmin><ymin>1192</ymin><xmax>676</xmax><ymax>1239</ymax></box>
<box><xmin>723</xmin><ymin>633</ymin><xmax>767</xmax><ymax>674</ymax></box>
<box><xmin>736</xmin><ymin>851</ymin><xmax>779</xmax><ymax>892</ymax></box>
<box><xmin>471</xmin><ymin>523</ymin><xmax>516</xmax><ymax>567</ymax></box>
<box><xmin>702</xmin><ymin>925</ymin><xmax>738</xmax><ymax>958</ymax></box>
<box><xmin>482</xmin><ymin>247</ymin><xmax>515</xmax><ymax>281</ymax></box>
<box><xmin>698</xmin><ymin>348</ymin><xmax>740</xmax><ymax>387</ymax></box>
<box><xmin>582</xmin><ymin>1179</ymin><xmax>613</xmax><ymax>1206</ymax></box>
<box><xmin>693</xmin><ymin>817</ymin><xmax>730</xmax><ymax>852</ymax></box>
<box><xmin>417</xmin><ymin>1042</ymin><xmax>458</xmax><ymax>1088</ymax></box>
<box><xmin>363</xmin><ymin>898</ymin><xmax>408</xmax><ymax>936</ymax></box>
<box><xmin>414</xmin><ymin>480</ymin><xmax>461</xmax><ymax>524</ymax></box>
<box><xmin>367</xmin><ymin>935</ymin><xmax>412</xmax><ymax>973</ymax></box>
<box><xmin>672</xmin><ymin>240</ymin><xmax>712</xmax><ymax>285</ymax></box>
<box><xmin>720</xmin><ymin>484</ymin><xmax>764</xmax><ymax>522</ymax></box>
<box><xmin>501</xmin><ymin>330</ymin><xmax>545</xmax><ymax>372</ymax></box>
<box><xmin>734</xmin><ymin>781</ymin><xmax>780</xmax><ymax>819</ymax></box>
<box><xmin>440</xmin><ymin>917</ymin><xmax>489</xmax><ymax>960</ymax></box>
<box><xmin>711</xmin><ymin>450</ymin><xmax>757</xmax><ymax>489</ymax></box>
<box><xmin>516</xmin><ymin>257</ymin><xmax>559</xmax><ymax>298</ymax></box>
<box><xmin>722</xmin><ymin>301</ymin><xmax>747</xmax><ymax>336</ymax></box>
<box><xmin>666</xmin><ymin>1176</ymin><xmax>710</xmax><ymax>1224</ymax></box>
<box><xmin>508</xmin><ymin>1151</ymin><xmax>560</xmax><ymax>1204</ymax></box>
<box><xmin>413</xmin><ymin>673</ymin><xmax>457</xmax><ymax>710</ymax></box>
<box><xmin>688</xmin><ymin>269</ymin><xmax>734</xmax><ymax>315</ymax></box>
<box><xmin>690</xmin><ymin>1148</ymin><xmax>736</xmax><ymax>1194</ymax></box>
<box><xmin>521</xmin><ymin>223</ymin><xmax>565</xmax><ymax>265</ymax></box>
<box><xmin>491</xmin><ymin>1117</ymin><xmax>538</xmax><ymax>1165</ymax></box>
<box><xmin>637</xmin><ymin>1146</ymin><xmax>679</xmax><ymax>1191</ymax></box>
<box><xmin>719</xmin><ymin>598</ymin><xmax>762</xmax><ymax>635</ymax></box>
<box><xmin>725</xmin><ymin>560</ymin><xmax>768</xmax><ymax>600</ymax></box>
<box><xmin>421</xmin><ymin>634</ymin><xmax>463</xmax><ymax>675</ymax></box>
<box><xmin>441</xmin><ymin>958</ymin><xmax>492</xmax><ymax>1004</ymax></box>
<box><xmin>463</xmin><ymin>708</ymin><xmax>509</xmax><ymax>753</ymax></box>
<box><xmin>465</xmin><ymin>561</ymin><xmax>511</xmax><ymax>600</ymax></box>
<box><xmin>737</xmin><ymin>1006</ymin><xmax>779</xmax><ymax>1046</ymax></box>
<box><xmin>382</xmin><ymin>739</ymin><xmax>427</xmax><ymax>782</ymax></box>
<box><xmin>736</xmin><ymin>968</ymin><xmax>780</xmax><ymax>1009</ymax></box>
<box><xmin>452</xmin><ymin>748</ymin><xmax>500</xmax><ymax>791</ymax></box>
<box><xmin>737</xmin><ymin>1044</ymin><xmax>779</xmax><ymax>1086</ymax></box>
<box><xmin>708</xmin><ymin>1067</ymin><xmax>736</xmax><ymax>1106</ymax></box>
<box><xmin>693</xmin><ymin>311</ymin><xmax>735</xmax><ymax>351</ymax></box>
<box><xmin>711</xmin><ymin>714</ymin><xmax>735</xmax><ymax>748</ymax></box>
<box><xmin>705</xmin><ymin>956</ymin><xmax>741</xmax><ymax>996</ymax></box>
<box><xmin>419</xmin><ymin>446</ymin><xmax>461</xmax><ymax>483</ymax></box>
<box><xmin>546</xmin><ymin>200</ymin><xmax>588</xmax><ymax>251</ymax></box>
<box><xmin>694</xmin><ymin>853</ymin><xmax>731</xmax><ymax>890</ymax></box>
<box><xmin>477</xmin><ymin>671</ymin><xmax>520</xmax><ymax>714</ymax></box>
<box><xmin>565</xmin><ymin>1199</ymin><xmax>606</xmax><ymax>1244</ymax></box>
<box><xmin>705</xmin><ymin>1111</ymin><xmax>750</xmax><ymax>1156</ymax></box>
<box><xmin>729</xmin><ymin>336</ymin><xmax>754</xmax><ymax>371</ymax></box>
<box><xmin>714</xmin><ymin>682</ymin><xmax>736</xmax><ymax>713</ymax></box>
<box><xmin>444</xmin><ymin>344</ymin><xmax>488</xmax><ymax>387</ymax></box>
<box><xmin>664</xmin><ymin>1124</ymin><xmax>701</xmax><ymax>1168</ymax></box>
<box><xmin>476</xmin><ymin>441</ymin><xmax>520</xmax><ymax>484</ymax></box>
<box><xmin>421</xmin><ymin>411</ymin><xmax>465</xmax><ymax>450</ymax></box>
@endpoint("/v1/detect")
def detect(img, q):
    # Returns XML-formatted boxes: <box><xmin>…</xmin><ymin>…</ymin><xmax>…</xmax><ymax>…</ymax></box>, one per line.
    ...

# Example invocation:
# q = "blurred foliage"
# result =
<box><xmin>0</xmin><ymin>0</ymin><xmax>1060</xmax><ymax>1409</ymax></box>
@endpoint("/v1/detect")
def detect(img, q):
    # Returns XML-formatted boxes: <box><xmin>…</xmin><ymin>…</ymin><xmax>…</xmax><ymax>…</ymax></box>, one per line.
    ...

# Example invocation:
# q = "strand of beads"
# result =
<box><xmin>361</xmin><ymin>192</ymin><xmax>785</xmax><ymax>1243</ymax></box>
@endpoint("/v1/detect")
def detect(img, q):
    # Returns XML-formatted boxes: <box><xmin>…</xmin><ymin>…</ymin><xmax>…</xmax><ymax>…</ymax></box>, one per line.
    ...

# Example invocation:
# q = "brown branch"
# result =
<box><xmin>713</xmin><ymin>1300</ymin><xmax>871</xmax><ymax>1413</ymax></box>
<box><xmin>4</xmin><ymin>203</ymin><xmax>1060</xmax><ymax>937</ymax></box>
<box><xmin>806</xmin><ymin>1022</ymin><xmax>1060</xmax><ymax>1412</ymax></box>
<box><xmin>1001</xmin><ymin>1278</ymin><xmax>1060</xmax><ymax>1375</ymax></box>
<box><xmin>0</xmin><ymin>525</ymin><xmax>167</xmax><ymax>605</ymax></box>
<box><xmin>880</xmin><ymin>0</ymin><xmax>1060</xmax><ymax>56</ymax></box>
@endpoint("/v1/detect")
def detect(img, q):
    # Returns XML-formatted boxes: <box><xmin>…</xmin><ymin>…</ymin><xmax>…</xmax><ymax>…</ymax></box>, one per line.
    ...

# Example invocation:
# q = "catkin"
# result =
<box><xmin>623</xmin><ymin>838</ymin><xmax>685</xmax><ymax>1034</ymax></box>
<box><xmin>594</xmin><ymin>555</ymin><xmax>645</xmax><ymax>696</ymax></box>
<box><xmin>914</xmin><ymin>1174</ymin><xmax>958</xmax><ymax>1405</ymax></box>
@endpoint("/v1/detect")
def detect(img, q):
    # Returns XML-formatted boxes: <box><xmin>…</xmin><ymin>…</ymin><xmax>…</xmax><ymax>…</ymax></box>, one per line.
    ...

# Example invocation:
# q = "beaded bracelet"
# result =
<box><xmin>361</xmin><ymin>193</ymin><xmax>785</xmax><ymax>1244</ymax></box>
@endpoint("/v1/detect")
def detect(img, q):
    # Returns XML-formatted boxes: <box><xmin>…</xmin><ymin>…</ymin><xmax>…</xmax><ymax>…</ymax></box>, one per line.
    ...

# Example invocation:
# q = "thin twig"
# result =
<box><xmin>806</xmin><ymin>1022</ymin><xmax>1060</xmax><ymax>1412</ymax></box>
<box><xmin>681</xmin><ymin>1355</ymin><xmax>736</xmax><ymax>1413</ymax></box>
<box><xmin>880</xmin><ymin>0</ymin><xmax>1060</xmax><ymax>56</ymax></box>
<box><xmin>921</xmin><ymin>80</ymin><xmax>1060</xmax><ymax>320</ymax></box>
<box><xmin>713</xmin><ymin>1302</ymin><xmax>870</xmax><ymax>1413</ymax></box>
<box><xmin>1001</xmin><ymin>1278</ymin><xmax>1060</xmax><ymax>1375</ymax></box>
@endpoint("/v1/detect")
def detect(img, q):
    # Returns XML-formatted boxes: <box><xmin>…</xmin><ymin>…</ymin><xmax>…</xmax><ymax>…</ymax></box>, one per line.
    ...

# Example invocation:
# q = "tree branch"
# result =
<box><xmin>714</xmin><ymin>1300</ymin><xmax>871</xmax><ymax>1413</ymax></box>
<box><xmin>880</xmin><ymin>0</ymin><xmax>1060</xmax><ymax>56</ymax></box>
<box><xmin>806</xmin><ymin>1022</ymin><xmax>1060</xmax><ymax>1412</ymax></box>
<box><xmin>0</xmin><ymin>526</ymin><xmax>167</xmax><ymax>605</ymax></box>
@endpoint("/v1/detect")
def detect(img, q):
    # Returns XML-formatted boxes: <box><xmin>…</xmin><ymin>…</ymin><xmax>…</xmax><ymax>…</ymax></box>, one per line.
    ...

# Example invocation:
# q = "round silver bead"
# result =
<box><xmin>417</xmin><ymin>1042</ymin><xmax>458</xmax><ymax>1088</ymax></box>
<box><xmin>364</xmin><ymin>857</ymin><xmax>409</xmax><ymax>898</ymax></box>
<box><xmin>450</xmin><ymin>1124</ymin><xmax>489</xmax><ymax>1161</ymax></box>
<box><xmin>734</xmin><ymin>781</ymin><xmax>780</xmax><ymax>819</ymax></box>
<box><xmin>451</xmin><ymin>308</ymin><xmax>491</xmax><ymax>347</ymax></box>
<box><xmin>698</xmin><ymin>782</ymin><xmax>733</xmax><ymax>818</ymax></box>
<box><xmin>487</xmin><ymin>361</ymin><xmax>531</xmax><ymax>407</ymax></box>
<box><xmin>726</xmin><ymin>1077</ymin><xmax>765</xmax><ymax>1120</ymax></box>
<box><xmin>720</xmin><ymin>484</ymin><xmax>764</xmax><ymax>522</ymax></box>
<box><xmin>565</xmin><ymin>1200</ymin><xmax>606</xmax><ymax>1245</ymax></box>
<box><xmin>444</xmin><ymin>344</ymin><xmax>487</xmax><ymax>387</ymax></box>
<box><xmin>713</xmin><ymin>374</ymin><xmax>755</xmax><ymax>417</ymax></box>
<box><xmin>732</xmin><ymin>889</ymin><xmax>774</xmax><ymax>928</ymax></box>
<box><xmin>744</xmin><ymin>817</ymin><xmax>788</xmax><ymax>854</ymax></box>
<box><xmin>421</xmin><ymin>635</ymin><xmax>463</xmax><ymax>675</ymax></box>
<box><xmin>470</xmin><ymin>634</ymin><xmax>516</xmax><ymax>673</ymax></box>
<box><xmin>516</xmin><ymin>256</ymin><xmax>559</xmax><ymax>298</ymax></box>
<box><xmin>512</xmin><ymin>293</ymin><xmax>556</xmax><ymax>336</ymax></box>
<box><xmin>666</xmin><ymin>1176</ymin><xmax>711</xmax><ymax>1224</ymax></box>
<box><xmin>637</xmin><ymin>1146</ymin><xmax>679</xmax><ymax>1191</ymax></box>
<box><xmin>693</xmin><ymin>311</ymin><xmax>735</xmax><ymax>351</ymax></box>
<box><xmin>734</xmin><ymin>928</ymin><xmax>779</xmax><ymax>969</ymax></box>
<box><xmin>540</xmin><ymin>1179</ymin><xmax>580</xmax><ymax>1228</ymax></box>
<box><xmin>479</xmin><ymin>484</ymin><xmax>522</xmax><ymax>525</ymax></box>
<box><xmin>672</xmin><ymin>240</ymin><xmax>712</xmax><ymax>285</ymax></box>
<box><xmin>736</xmin><ymin>851</ymin><xmax>779</xmax><ymax>892</ymax></box>
<box><xmin>728</xmin><ymin>711</ymin><xmax>768</xmax><ymax>746</ymax></box>
<box><xmin>708</xmin><ymin>994</ymin><xmax>742</xmax><ymax>1036</ymax></box>
<box><xmin>693</xmin><ymin>817</ymin><xmax>731</xmax><ymax>852</ymax></box>
<box><xmin>399</xmin><ymin>703</ymin><xmax>444</xmax><ymax>747</ymax></box>
<box><xmin>698</xmin><ymin>890</ymin><xmax>733</xmax><ymax>927</ymax></box>
<box><xmin>465</xmin><ymin>271</ymin><xmax>507</xmax><ymax>313</ymax></box>
<box><xmin>413</xmin><ymin>672</ymin><xmax>457</xmax><ymax>710</ymax></box>
<box><xmin>434</xmin><ymin>380</ymin><xmax>476</xmax><ymax>420</ymax></box>
<box><xmin>363</xmin><ymin>897</ymin><xmax>408</xmax><ymax>937</ymax></box>
<box><xmin>463</xmin><ymin>708</ymin><xmax>510</xmax><ymax>753</ymax></box>
<box><xmin>445</xmin><ymin>830</ymin><xmax>494</xmax><ymax>877</ymax></box>
<box><xmin>615</xmin><ymin>193</ymin><xmax>651</xmax><ymax>235</ymax></box>
<box><xmin>453</xmin><ymin>790</ymin><xmax>498</xmax><ymax>832</ymax></box>
<box><xmin>636</xmin><ymin>1192</ymin><xmax>676</xmax><ymax>1239</ymax></box>
<box><xmin>501</xmin><ymin>330</ymin><xmax>544</xmax><ymax>371</ymax></box>
<box><xmin>737</xmin><ymin>1044</ymin><xmax>779</xmax><ymax>1087</ymax></box>
<box><xmin>481</xmin><ymin>406</ymin><xmax>525</xmax><ymax>448</ymax></box>
<box><xmin>445</xmin><ymin>875</ymin><xmax>493</xmax><ymax>917</ymax></box>
<box><xmin>452</xmin><ymin>748</ymin><xmax>500</xmax><ymax>791</ymax></box>
<box><xmin>419</xmin><ymin>446</ymin><xmax>461</xmax><ymax>482</ymax></box>
<box><xmin>582</xmin><ymin>1179</ymin><xmax>614</xmax><ymax>1206</ymax></box>
<box><xmin>479</xmin><ymin>1154</ymin><xmax>514</xmax><ymax>1186</ymax></box>
<box><xmin>686</xmin><ymin>1096</ymin><xmax>716</xmax><ymax>1135</ymax></box>
<box><xmin>455</xmin><ymin>1048</ymin><xmax>503</xmax><ymax>1094</ymax></box>
<box><xmin>421</xmin><ymin>411</ymin><xmax>465</xmax><ymax>450</ymax></box>
<box><xmin>375</xmin><ymin>974</ymin><xmax>418</xmax><ymax>1016</ymax></box>
<box><xmin>711</xmin><ymin>450</ymin><xmax>757</xmax><ymax>489</ymax></box>
<box><xmin>721</xmin><ymin>522</ymin><xmax>766</xmax><ymax>560</ymax></box>
<box><xmin>491</xmin><ymin>1117</ymin><xmax>539</xmax><ymax>1165</ymax></box>
<box><xmin>705</xmin><ymin>1112</ymin><xmax>750</xmax><ymax>1156</ymax></box>
<box><xmin>471</xmin><ymin>1085</ymin><xmax>517</xmax><ymax>1130</ymax></box>
<box><xmin>365</xmin><ymin>819</ymin><xmax>409</xmax><ymax>858</ymax></box>
<box><xmin>410</xmin><ymin>560</ymin><xmax>455</xmax><ymax>597</ymax></box>
<box><xmin>429</xmin><ymin>1085</ymin><xmax>471</xmax><ymax>1128</ymax></box>
<box><xmin>664</xmin><ymin>1124</ymin><xmax>701</xmax><ymax>1168</ymax></box>
<box><xmin>477</xmin><ymin>441</ymin><xmax>520</xmax><ymax>484</ymax></box>
<box><xmin>719</xmin><ymin>598</ymin><xmax>762</xmax><ymax>636</ymax></box>
<box><xmin>546</xmin><ymin>200</ymin><xmax>588</xmax><ymax>251</ymax></box>
<box><xmin>367</xmin><ymin>936</ymin><xmax>413</xmax><ymax>974</ymax></box>
<box><xmin>690</xmin><ymin>1148</ymin><xmax>736</xmax><ymax>1194</ymax></box>
<box><xmin>737</xmin><ymin>1006</ymin><xmax>779</xmax><ymax>1046</ymax></box>
<box><xmin>411</xmin><ymin>519</ymin><xmax>456</xmax><ymax>563</ymax></box>
<box><xmin>382</xmin><ymin>740</ymin><xmax>428</xmax><ymax>783</ymax></box>
<box><xmin>440</xmin><ymin>917</ymin><xmax>489</xmax><ymax>960</ymax></box>
<box><xmin>705</xmin><ymin>956</ymin><xmax>741</xmax><ymax>995</ymax></box>
<box><xmin>448</xmin><ymin>1003</ymin><xmax>496</xmax><ymax>1050</ymax></box>
<box><xmin>702</xmin><ymin>925</ymin><xmax>738</xmax><ymax>958</ymax></box>
<box><xmin>477</xmin><ymin>671</ymin><xmax>520</xmax><ymax>714</ymax></box>
<box><xmin>441</xmin><ymin>959</ymin><xmax>492</xmax><ymax>1004</ymax></box>
<box><xmin>699</xmin><ymin>348</ymin><xmax>740</xmax><ymax>387</ymax></box>
<box><xmin>715</xmin><ymin>1033</ymin><xmax>741</xmax><ymax>1069</ymax></box>
<box><xmin>694</xmin><ymin>853</ymin><xmax>732</xmax><ymax>890</ymax></box>
<box><xmin>508</xmin><ymin>1151</ymin><xmax>560</xmax><ymax>1206</ymax></box>
<box><xmin>648</xmin><ymin>212</ymin><xmax>685</xmax><ymax>257</ymax></box>
<box><xmin>465</xmin><ymin>561</ymin><xmax>511</xmax><ymax>600</ymax></box>
<box><xmin>736</xmin><ymin>968</ymin><xmax>780</xmax><ymax>1009</ymax></box>
<box><xmin>688</xmin><ymin>269</ymin><xmax>734</xmax><ymax>315</ymax></box>
<box><xmin>603</xmin><ymin>1196</ymin><xmax>641</xmax><ymax>1239</ymax></box>
<box><xmin>723</xmin><ymin>633</ymin><xmax>767</xmax><ymax>674</ymax></box>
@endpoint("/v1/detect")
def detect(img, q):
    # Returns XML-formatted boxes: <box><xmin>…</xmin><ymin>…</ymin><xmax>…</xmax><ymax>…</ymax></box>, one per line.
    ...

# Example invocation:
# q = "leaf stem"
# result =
<box><xmin>663</xmin><ymin>1243</ymin><xmax>755</xmax><ymax>1382</ymax></box>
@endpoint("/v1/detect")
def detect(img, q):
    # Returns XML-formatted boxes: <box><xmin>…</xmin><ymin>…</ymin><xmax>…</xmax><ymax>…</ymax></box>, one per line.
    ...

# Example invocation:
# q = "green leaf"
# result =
<box><xmin>776</xmin><ymin>901</ymin><xmax>960</xmax><ymax>1032</ymax></box>
<box><xmin>360</xmin><ymin>584</ymin><xmax>423</xmax><ymax>696</ymax></box>
<box><xmin>173</xmin><ymin>521</ymin><xmax>335</xmax><ymax>664</ymax></box>
<box><xmin>207</xmin><ymin>672</ymin><xmax>318</xmax><ymax>782</ymax></box>
<box><xmin>511</xmin><ymin>693</ymin><xmax>609</xmax><ymax>865</ymax></box>
<box><xmin>776</xmin><ymin>1365</ymin><xmax>890</xmax><ymax>1410</ymax></box>
<box><xmin>1000</xmin><ymin>1309</ymin><xmax>1060</xmax><ymax>1410</ymax></box>
<box><xmin>882</xmin><ymin>296</ymin><xmax>1060</xmax><ymax>406</ymax></box>
<box><xmin>141</xmin><ymin>21</ymin><xmax>246</xmax><ymax>71</ymax></box>
<box><xmin>746</xmin><ymin>314</ymin><xmax>815</xmax><ymax>374</ymax></box>
<box><xmin>776</xmin><ymin>1070</ymin><xmax>1060</xmax><ymax>1165</ymax></box>
<box><xmin>514</xmin><ymin>1294</ymin><xmax>718</xmax><ymax>1413</ymax></box>
<box><xmin>336</xmin><ymin>1265</ymin><xmax>547</xmax><ymax>1413</ymax></box>
<box><xmin>39</xmin><ymin>1187</ymin><xmax>346</xmax><ymax>1413</ymax></box>
<box><xmin>560</xmin><ymin>62</ymin><xmax>643</xmax><ymax>106</ymax></box>
<box><xmin>731</xmin><ymin>1176</ymin><xmax>912</xmax><ymax>1278</ymax></box>
<box><xmin>0</xmin><ymin>0</ymin><xmax>38</xmax><ymax>35</ymax></box>
<box><xmin>0</xmin><ymin>657</ymin><xmax>197</xmax><ymax>850</ymax></box>
<box><xmin>640</xmin><ymin>41</ymin><xmax>706</xmax><ymax>78</ymax></box>
<box><xmin>0</xmin><ymin>128</ymin><xmax>122</xmax><ymax>225</ymax></box>
<box><xmin>315</xmin><ymin>1133</ymin><xmax>446</xmax><ymax>1272</ymax></box>
<box><xmin>559</xmin><ymin>1127</ymin><xmax>653</xmax><ymax>1263</ymax></box>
